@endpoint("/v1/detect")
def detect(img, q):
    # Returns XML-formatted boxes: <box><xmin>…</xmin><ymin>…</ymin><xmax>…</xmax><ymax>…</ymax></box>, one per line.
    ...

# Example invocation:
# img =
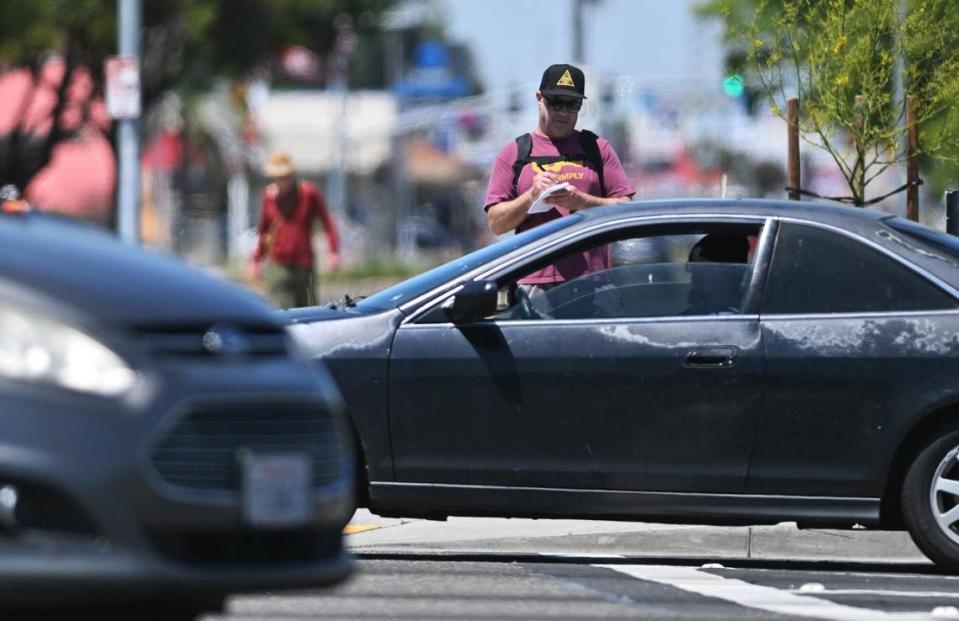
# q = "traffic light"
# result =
<box><xmin>722</xmin><ymin>73</ymin><xmax>745</xmax><ymax>98</ymax></box>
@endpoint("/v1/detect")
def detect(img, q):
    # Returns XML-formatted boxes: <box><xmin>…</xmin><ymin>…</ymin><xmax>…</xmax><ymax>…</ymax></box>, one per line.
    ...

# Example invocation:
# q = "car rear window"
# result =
<box><xmin>884</xmin><ymin>216</ymin><xmax>959</xmax><ymax>258</ymax></box>
<box><xmin>880</xmin><ymin>217</ymin><xmax>959</xmax><ymax>293</ymax></box>
<box><xmin>764</xmin><ymin>222</ymin><xmax>957</xmax><ymax>314</ymax></box>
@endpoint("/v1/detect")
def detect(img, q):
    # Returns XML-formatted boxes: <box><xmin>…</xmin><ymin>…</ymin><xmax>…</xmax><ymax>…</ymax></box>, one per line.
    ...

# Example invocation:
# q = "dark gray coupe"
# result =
<box><xmin>286</xmin><ymin>199</ymin><xmax>959</xmax><ymax>571</ymax></box>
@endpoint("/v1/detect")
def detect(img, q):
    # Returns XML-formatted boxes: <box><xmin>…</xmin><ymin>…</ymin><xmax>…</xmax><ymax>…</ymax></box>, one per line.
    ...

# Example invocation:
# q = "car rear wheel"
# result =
<box><xmin>902</xmin><ymin>427</ymin><xmax>959</xmax><ymax>570</ymax></box>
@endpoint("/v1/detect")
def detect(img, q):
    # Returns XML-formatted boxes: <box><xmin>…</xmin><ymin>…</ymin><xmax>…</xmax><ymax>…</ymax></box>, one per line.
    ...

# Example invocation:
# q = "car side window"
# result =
<box><xmin>763</xmin><ymin>223</ymin><xmax>957</xmax><ymax>314</ymax></box>
<box><xmin>493</xmin><ymin>226</ymin><xmax>760</xmax><ymax>321</ymax></box>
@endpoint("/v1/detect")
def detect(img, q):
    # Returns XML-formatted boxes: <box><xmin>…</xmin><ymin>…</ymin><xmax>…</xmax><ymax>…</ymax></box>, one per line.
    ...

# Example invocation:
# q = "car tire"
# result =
<box><xmin>902</xmin><ymin>426</ymin><xmax>959</xmax><ymax>570</ymax></box>
<box><xmin>347</xmin><ymin>421</ymin><xmax>369</xmax><ymax>508</ymax></box>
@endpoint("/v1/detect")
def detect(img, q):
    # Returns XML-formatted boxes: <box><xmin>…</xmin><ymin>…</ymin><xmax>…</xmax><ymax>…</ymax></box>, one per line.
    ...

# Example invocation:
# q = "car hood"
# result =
<box><xmin>281</xmin><ymin>305</ymin><xmax>372</xmax><ymax>324</ymax></box>
<box><xmin>282</xmin><ymin>303</ymin><xmax>402</xmax><ymax>360</ymax></box>
<box><xmin>0</xmin><ymin>215</ymin><xmax>277</xmax><ymax>326</ymax></box>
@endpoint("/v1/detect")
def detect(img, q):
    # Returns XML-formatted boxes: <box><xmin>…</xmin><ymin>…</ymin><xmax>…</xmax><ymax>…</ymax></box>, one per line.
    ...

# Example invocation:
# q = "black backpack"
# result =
<box><xmin>510</xmin><ymin>130</ymin><xmax>605</xmax><ymax>198</ymax></box>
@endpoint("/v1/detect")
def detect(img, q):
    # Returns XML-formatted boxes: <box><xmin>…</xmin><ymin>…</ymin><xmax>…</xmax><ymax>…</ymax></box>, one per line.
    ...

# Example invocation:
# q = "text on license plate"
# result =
<box><xmin>240</xmin><ymin>451</ymin><xmax>314</xmax><ymax>528</ymax></box>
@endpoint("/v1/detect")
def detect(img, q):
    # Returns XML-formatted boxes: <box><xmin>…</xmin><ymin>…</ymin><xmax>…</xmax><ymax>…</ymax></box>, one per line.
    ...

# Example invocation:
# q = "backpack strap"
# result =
<box><xmin>511</xmin><ymin>133</ymin><xmax>533</xmax><ymax>197</ymax></box>
<box><xmin>580</xmin><ymin>129</ymin><xmax>605</xmax><ymax>197</ymax></box>
<box><xmin>511</xmin><ymin>130</ymin><xmax>606</xmax><ymax>197</ymax></box>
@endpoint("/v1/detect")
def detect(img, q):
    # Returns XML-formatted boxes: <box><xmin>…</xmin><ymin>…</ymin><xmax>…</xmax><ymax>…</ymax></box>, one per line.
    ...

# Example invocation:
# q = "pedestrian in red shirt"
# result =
<box><xmin>250</xmin><ymin>151</ymin><xmax>340</xmax><ymax>308</ymax></box>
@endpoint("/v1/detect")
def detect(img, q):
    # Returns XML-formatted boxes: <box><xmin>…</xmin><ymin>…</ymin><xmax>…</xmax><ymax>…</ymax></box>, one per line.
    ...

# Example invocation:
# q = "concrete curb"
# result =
<box><xmin>345</xmin><ymin>512</ymin><xmax>930</xmax><ymax>565</ymax></box>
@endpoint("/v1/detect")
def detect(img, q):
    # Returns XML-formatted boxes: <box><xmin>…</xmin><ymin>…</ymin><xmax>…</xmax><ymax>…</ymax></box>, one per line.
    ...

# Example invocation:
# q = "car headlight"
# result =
<box><xmin>0</xmin><ymin>305</ymin><xmax>137</xmax><ymax>398</ymax></box>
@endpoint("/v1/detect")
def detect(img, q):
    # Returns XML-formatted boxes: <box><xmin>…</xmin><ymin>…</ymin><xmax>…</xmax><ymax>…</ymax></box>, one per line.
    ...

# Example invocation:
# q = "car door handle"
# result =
<box><xmin>684</xmin><ymin>347</ymin><xmax>738</xmax><ymax>368</ymax></box>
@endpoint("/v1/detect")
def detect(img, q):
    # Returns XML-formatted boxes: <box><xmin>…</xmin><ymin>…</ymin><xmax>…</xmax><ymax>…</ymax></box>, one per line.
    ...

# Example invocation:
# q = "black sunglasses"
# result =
<box><xmin>543</xmin><ymin>96</ymin><xmax>582</xmax><ymax>112</ymax></box>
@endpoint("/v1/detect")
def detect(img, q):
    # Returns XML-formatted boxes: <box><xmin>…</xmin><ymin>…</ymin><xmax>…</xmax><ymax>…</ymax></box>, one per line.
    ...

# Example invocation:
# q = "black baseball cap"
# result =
<box><xmin>539</xmin><ymin>63</ymin><xmax>587</xmax><ymax>99</ymax></box>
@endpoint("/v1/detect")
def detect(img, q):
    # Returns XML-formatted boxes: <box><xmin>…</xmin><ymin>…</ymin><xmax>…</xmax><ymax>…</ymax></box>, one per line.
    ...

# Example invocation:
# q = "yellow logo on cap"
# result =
<box><xmin>556</xmin><ymin>69</ymin><xmax>576</xmax><ymax>87</ymax></box>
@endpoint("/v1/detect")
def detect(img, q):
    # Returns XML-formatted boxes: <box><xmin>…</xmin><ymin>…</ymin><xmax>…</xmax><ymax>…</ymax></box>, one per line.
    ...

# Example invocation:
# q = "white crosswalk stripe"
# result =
<box><xmin>595</xmin><ymin>563</ymin><xmax>935</xmax><ymax>621</ymax></box>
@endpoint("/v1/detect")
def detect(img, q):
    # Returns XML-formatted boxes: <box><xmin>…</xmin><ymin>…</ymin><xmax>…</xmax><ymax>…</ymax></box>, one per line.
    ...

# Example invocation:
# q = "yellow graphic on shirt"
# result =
<box><xmin>557</xmin><ymin>69</ymin><xmax>576</xmax><ymax>87</ymax></box>
<box><xmin>532</xmin><ymin>160</ymin><xmax>587</xmax><ymax>182</ymax></box>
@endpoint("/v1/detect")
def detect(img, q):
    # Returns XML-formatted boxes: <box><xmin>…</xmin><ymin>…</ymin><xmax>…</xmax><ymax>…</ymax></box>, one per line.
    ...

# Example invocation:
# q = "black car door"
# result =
<box><xmin>749</xmin><ymin>221</ymin><xmax>959</xmax><ymax>497</ymax></box>
<box><xmin>387</xmin><ymin>220</ymin><xmax>770</xmax><ymax>493</ymax></box>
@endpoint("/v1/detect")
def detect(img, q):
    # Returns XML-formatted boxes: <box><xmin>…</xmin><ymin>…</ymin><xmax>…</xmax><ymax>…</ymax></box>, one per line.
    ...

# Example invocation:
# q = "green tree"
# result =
<box><xmin>698</xmin><ymin>0</ymin><xmax>959</xmax><ymax>206</ymax></box>
<box><xmin>0</xmin><ymin>0</ymin><xmax>396</xmax><ymax>193</ymax></box>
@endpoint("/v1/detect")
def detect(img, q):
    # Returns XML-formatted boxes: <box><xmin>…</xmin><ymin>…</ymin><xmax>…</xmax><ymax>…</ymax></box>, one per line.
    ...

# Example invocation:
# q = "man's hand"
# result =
<box><xmin>529</xmin><ymin>171</ymin><xmax>560</xmax><ymax>200</ymax></box>
<box><xmin>247</xmin><ymin>259</ymin><xmax>262</xmax><ymax>283</ymax></box>
<box><xmin>544</xmin><ymin>185</ymin><xmax>593</xmax><ymax>211</ymax></box>
<box><xmin>326</xmin><ymin>251</ymin><xmax>341</xmax><ymax>273</ymax></box>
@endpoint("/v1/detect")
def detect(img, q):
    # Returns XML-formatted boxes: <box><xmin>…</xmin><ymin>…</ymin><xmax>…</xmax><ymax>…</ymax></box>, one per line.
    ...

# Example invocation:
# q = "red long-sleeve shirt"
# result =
<box><xmin>253</xmin><ymin>180</ymin><xmax>339</xmax><ymax>269</ymax></box>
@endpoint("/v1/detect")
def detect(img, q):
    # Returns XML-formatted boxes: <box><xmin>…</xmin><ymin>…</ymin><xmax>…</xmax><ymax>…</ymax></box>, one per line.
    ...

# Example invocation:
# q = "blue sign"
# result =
<box><xmin>394</xmin><ymin>41</ymin><xmax>471</xmax><ymax>100</ymax></box>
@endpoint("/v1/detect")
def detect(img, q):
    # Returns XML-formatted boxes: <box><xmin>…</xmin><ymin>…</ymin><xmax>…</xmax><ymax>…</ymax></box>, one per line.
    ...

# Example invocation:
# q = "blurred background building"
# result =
<box><xmin>0</xmin><ymin>0</ymin><xmax>952</xmax><ymax>301</ymax></box>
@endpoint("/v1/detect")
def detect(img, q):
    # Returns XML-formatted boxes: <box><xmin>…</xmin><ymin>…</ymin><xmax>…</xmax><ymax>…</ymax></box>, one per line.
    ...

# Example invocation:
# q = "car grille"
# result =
<box><xmin>133</xmin><ymin>323</ymin><xmax>290</xmax><ymax>358</ymax></box>
<box><xmin>148</xmin><ymin>403</ymin><xmax>346</xmax><ymax>494</ymax></box>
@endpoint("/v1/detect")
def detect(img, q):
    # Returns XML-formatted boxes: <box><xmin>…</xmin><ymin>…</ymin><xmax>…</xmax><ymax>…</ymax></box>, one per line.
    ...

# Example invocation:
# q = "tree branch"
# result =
<box><xmin>3</xmin><ymin>59</ymin><xmax>42</xmax><ymax>186</ymax></box>
<box><xmin>25</xmin><ymin>37</ymin><xmax>80</xmax><ymax>189</ymax></box>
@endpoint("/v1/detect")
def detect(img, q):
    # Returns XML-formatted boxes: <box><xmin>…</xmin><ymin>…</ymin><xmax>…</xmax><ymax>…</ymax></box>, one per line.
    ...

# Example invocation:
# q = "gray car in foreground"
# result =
<box><xmin>286</xmin><ymin>199</ymin><xmax>959</xmax><ymax>571</ymax></box>
<box><xmin>0</xmin><ymin>210</ymin><xmax>354</xmax><ymax>618</ymax></box>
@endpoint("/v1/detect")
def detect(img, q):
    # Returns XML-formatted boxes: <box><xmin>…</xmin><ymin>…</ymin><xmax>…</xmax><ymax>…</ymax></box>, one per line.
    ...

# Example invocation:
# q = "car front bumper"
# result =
<box><xmin>0</xmin><ymin>357</ymin><xmax>355</xmax><ymax>605</ymax></box>
<box><xmin>0</xmin><ymin>534</ymin><xmax>354</xmax><ymax>605</ymax></box>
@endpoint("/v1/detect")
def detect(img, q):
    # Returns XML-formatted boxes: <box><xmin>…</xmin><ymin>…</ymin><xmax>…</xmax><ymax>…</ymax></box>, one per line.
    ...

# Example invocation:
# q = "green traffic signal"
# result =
<box><xmin>722</xmin><ymin>73</ymin><xmax>744</xmax><ymax>97</ymax></box>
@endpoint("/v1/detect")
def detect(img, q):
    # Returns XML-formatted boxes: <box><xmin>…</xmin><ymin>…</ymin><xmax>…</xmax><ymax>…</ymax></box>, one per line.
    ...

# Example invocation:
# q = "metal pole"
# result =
<box><xmin>946</xmin><ymin>190</ymin><xmax>959</xmax><ymax>236</ymax></box>
<box><xmin>572</xmin><ymin>0</ymin><xmax>584</xmax><ymax>64</ymax></box>
<box><xmin>327</xmin><ymin>73</ymin><xmax>347</xmax><ymax>218</ymax></box>
<box><xmin>787</xmin><ymin>98</ymin><xmax>800</xmax><ymax>201</ymax></box>
<box><xmin>117</xmin><ymin>0</ymin><xmax>141</xmax><ymax>244</ymax></box>
<box><xmin>327</xmin><ymin>17</ymin><xmax>354</xmax><ymax>220</ymax></box>
<box><xmin>893</xmin><ymin>0</ymin><xmax>906</xmax><ymax>154</ymax></box>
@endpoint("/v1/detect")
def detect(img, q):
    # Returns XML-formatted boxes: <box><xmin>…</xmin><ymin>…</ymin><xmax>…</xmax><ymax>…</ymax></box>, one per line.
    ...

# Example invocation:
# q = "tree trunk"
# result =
<box><xmin>852</xmin><ymin>95</ymin><xmax>866</xmax><ymax>207</ymax></box>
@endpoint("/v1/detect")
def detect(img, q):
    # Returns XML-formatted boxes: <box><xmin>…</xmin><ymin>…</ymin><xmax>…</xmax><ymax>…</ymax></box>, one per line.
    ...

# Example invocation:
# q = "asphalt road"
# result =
<box><xmin>22</xmin><ymin>513</ymin><xmax>959</xmax><ymax>620</ymax></box>
<box><xmin>199</xmin><ymin>513</ymin><xmax>959</xmax><ymax>621</ymax></box>
<box><xmin>209</xmin><ymin>554</ymin><xmax>959</xmax><ymax>621</ymax></box>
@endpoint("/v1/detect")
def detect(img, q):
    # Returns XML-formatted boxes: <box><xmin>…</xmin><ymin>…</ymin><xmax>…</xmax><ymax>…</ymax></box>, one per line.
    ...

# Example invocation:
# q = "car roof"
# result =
<box><xmin>581</xmin><ymin>198</ymin><xmax>889</xmax><ymax>232</ymax></box>
<box><xmin>0</xmin><ymin>211</ymin><xmax>277</xmax><ymax>326</ymax></box>
<box><xmin>565</xmin><ymin>199</ymin><xmax>959</xmax><ymax>295</ymax></box>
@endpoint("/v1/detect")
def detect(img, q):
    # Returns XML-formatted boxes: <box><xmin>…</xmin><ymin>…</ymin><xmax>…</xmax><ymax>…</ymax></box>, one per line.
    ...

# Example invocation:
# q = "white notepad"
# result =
<box><xmin>528</xmin><ymin>182</ymin><xmax>572</xmax><ymax>214</ymax></box>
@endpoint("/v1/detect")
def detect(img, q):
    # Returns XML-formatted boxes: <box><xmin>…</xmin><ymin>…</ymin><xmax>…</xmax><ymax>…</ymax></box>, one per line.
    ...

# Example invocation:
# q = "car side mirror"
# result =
<box><xmin>443</xmin><ymin>280</ymin><xmax>498</xmax><ymax>323</ymax></box>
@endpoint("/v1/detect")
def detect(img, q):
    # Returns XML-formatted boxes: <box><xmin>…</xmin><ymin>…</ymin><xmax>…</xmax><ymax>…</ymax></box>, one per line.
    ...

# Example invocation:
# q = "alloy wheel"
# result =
<box><xmin>930</xmin><ymin>445</ymin><xmax>959</xmax><ymax>546</ymax></box>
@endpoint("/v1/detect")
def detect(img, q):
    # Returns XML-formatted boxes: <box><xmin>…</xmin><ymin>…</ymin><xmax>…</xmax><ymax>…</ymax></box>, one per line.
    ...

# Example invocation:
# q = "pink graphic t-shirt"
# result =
<box><xmin>483</xmin><ymin>130</ymin><xmax>635</xmax><ymax>283</ymax></box>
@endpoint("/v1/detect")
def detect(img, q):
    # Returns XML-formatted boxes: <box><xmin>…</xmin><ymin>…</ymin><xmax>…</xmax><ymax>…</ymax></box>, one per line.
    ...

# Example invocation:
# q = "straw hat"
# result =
<box><xmin>264</xmin><ymin>151</ymin><xmax>296</xmax><ymax>178</ymax></box>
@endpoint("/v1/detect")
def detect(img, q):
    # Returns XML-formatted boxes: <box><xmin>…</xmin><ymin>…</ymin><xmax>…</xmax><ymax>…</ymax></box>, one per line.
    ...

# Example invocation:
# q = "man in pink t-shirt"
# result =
<box><xmin>483</xmin><ymin>63</ymin><xmax>635</xmax><ymax>286</ymax></box>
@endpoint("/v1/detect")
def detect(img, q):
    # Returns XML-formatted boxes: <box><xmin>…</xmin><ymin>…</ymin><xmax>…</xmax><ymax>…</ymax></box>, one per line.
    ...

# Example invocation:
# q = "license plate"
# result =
<box><xmin>240</xmin><ymin>451</ymin><xmax>314</xmax><ymax>528</ymax></box>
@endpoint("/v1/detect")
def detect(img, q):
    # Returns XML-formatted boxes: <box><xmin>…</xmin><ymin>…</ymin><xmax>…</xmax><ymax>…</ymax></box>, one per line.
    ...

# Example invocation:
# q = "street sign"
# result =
<box><xmin>105</xmin><ymin>56</ymin><xmax>141</xmax><ymax>120</ymax></box>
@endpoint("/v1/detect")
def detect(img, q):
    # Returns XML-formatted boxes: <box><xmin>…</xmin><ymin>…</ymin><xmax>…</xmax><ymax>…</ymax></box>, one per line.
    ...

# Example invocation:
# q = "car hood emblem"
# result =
<box><xmin>202</xmin><ymin>325</ymin><xmax>250</xmax><ymax>355</ymax></box>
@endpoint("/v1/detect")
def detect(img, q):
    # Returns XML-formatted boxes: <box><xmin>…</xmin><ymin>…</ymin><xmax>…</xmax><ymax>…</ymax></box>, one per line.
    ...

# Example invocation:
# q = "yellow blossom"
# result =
<box><xmin>754</xmin><ymin>39</ymin><xmax>764</xmax><ymax>49</ymax></box>
<box><xmin>832</xmin><ymin>35</ymin><xmax>847</xmax><ymax>55</ymax></box>
<box><xmin>835</xmin><ymin>74</ymin><xmax>850</xmax><ymax>86</ymax></box>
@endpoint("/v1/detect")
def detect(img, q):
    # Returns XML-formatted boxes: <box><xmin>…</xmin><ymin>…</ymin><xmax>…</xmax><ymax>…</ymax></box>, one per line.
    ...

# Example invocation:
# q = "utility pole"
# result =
<box><xmin>571</xmin><ymin>0</ymin><xmax>603</xmax><ymax>63</ymax></box>
<box><xmin>115</xmin><ymin>0</ymin><xmax>141</xmax><ymax>244</ymax></box>
<box><xmin>572</xmin><ymin>0</ymin><xmax>585</xmax><ymax>64</ymax></box>
<box><xmin>894</xmin><ymin>0</ymin><xmax>906</xmax><ymax>155</ymax></box>
<box><xmin>327</xmin><ymin>16</ymin><xmax>355</xmax><ymax>221</ymax></box>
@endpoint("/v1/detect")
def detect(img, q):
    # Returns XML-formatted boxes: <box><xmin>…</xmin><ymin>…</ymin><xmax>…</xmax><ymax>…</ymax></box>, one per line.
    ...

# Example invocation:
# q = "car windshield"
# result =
<box><xmin>356</xmin><ymin>215</ymin><xmax>581</xmax><ymax>312</ymax></box>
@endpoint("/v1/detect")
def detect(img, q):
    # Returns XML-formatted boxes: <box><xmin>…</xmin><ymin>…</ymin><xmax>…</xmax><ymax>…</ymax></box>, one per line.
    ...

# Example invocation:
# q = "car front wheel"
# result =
<box><xmin>902</xmin><ymin>427</ymin><xmax>959</xmax><ymax>570</ymax></box>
